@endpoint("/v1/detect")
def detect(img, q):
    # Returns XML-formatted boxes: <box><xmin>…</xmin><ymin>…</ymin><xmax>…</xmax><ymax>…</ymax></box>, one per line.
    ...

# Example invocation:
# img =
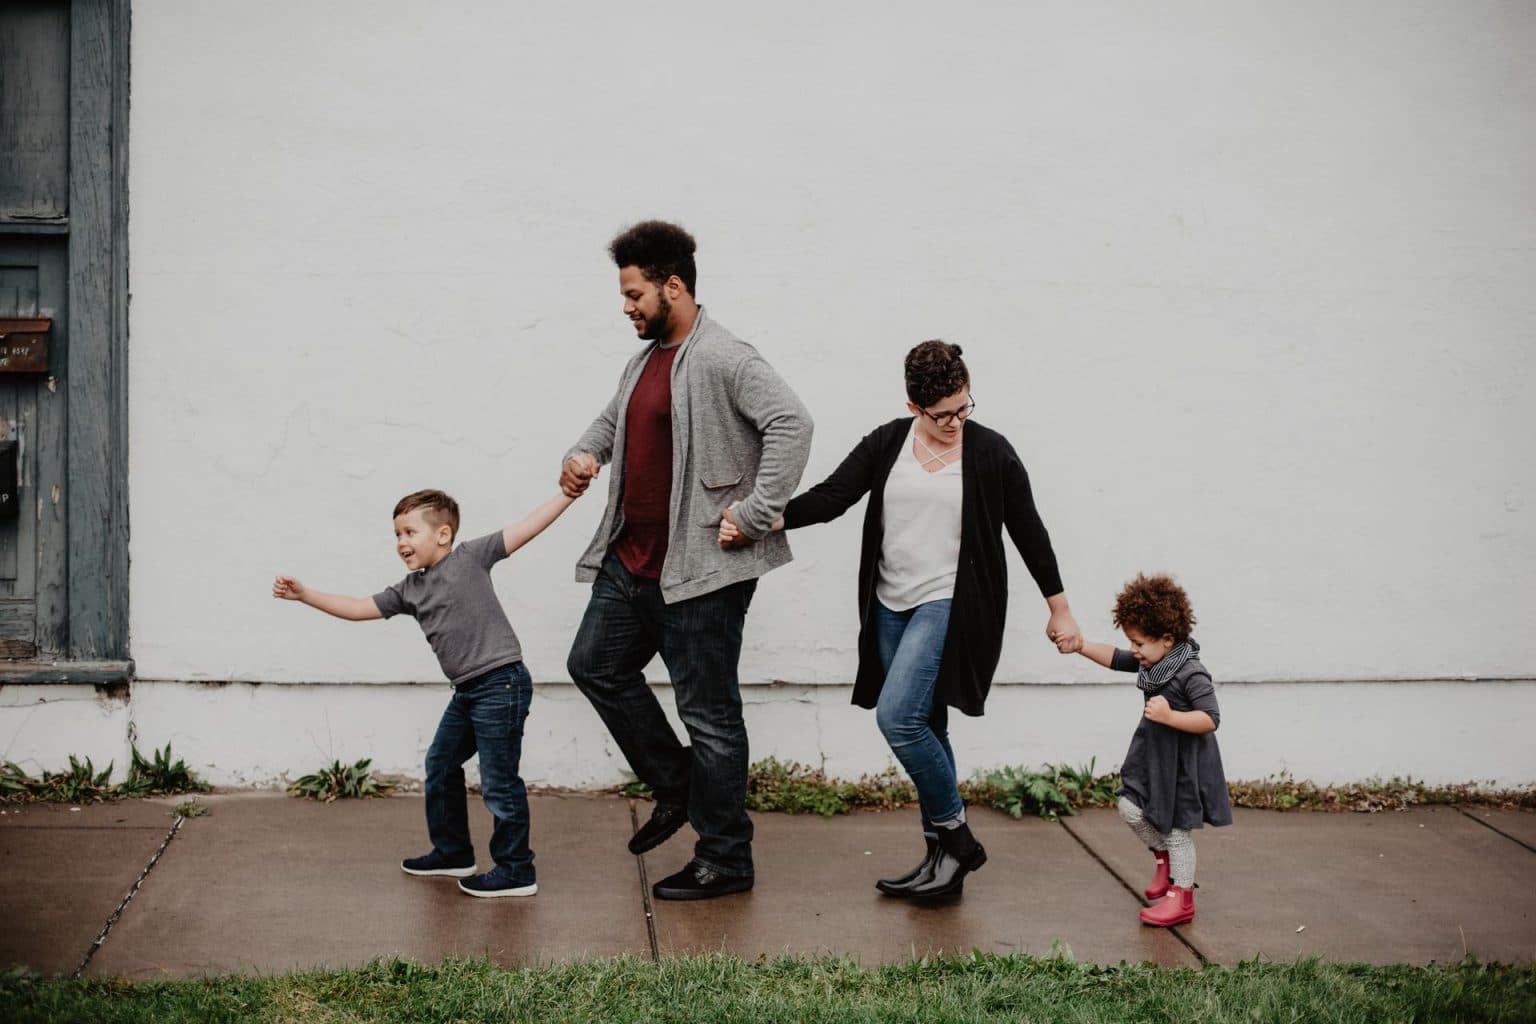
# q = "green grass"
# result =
<box><xmin>2</xmin><ymin>955</ymin><xmax>1532</xmax><ymax>1023</ymax></box>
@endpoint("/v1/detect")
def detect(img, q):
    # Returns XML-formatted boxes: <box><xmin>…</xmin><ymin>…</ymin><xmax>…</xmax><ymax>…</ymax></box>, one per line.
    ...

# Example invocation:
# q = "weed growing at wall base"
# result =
<box><xmin>0</xmin><ymin>744</ymin><xmax>210</xmax><ymax>805</ymax></box>
<box><xmin>288</xmin><ymin>758</ymin><xmax>395</xmax><ymax>802</ymax></box>
<box><xmin>624</xmin><ymin>758</ymin><xmax>1536</xmax><ymax>819</ymax></box>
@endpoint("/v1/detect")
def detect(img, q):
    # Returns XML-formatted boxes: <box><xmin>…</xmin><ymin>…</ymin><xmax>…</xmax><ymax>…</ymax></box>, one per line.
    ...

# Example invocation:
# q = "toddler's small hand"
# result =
<box><xmin>1144</xmin><ymin>695</ymin><xmax>1171</xmax><ymax>724</ymax></box>
<box><xmin>1056</xmin><ymin>634</ymin><xmax>1083</xmax><ymax>654</ymax></box>
<box><xmin>273</xmin><ymin>575</ymin><xmax>305</xmax><ymax>600</ymax></box>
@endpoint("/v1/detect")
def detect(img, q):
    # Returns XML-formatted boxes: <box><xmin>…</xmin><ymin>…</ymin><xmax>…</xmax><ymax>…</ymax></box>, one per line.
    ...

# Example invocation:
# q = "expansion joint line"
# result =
<box><xmin>72</xmin><ymin>813</ymin><xmax>188</xmax><ymax>978</ymax></box>
<box><xmin>1055</xmin><ymin>816</ymin><xmax>1209</xmax><ymax>966</ymax></box>
<box><xmin>1455</xmin><ymin>805</ymin><xmax>1536</xmax><ymax>856</ymax></box>
<box><xmin>630</xmin><ymin>801</ymin><xmax>661</xmax><ymax>962</ymax></box>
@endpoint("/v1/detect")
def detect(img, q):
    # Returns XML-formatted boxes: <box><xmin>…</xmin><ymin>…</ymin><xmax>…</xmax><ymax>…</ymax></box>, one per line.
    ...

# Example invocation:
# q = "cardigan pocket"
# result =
<box><xmin>696</xmin><ymin>472</ymin><xmax>746</xmax><ymax>526</ymax></box>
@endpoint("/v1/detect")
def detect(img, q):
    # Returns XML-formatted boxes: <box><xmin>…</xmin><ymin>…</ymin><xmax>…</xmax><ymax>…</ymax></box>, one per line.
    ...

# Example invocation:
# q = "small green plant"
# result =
<box><xmin>962</xmin><ymin>762</ymin><xmax>1120</xmax><ymax>821</ymax></box>
<box><xmin>745</xmin><ymin>758</ymin><xmax>919</xmax><ymax>817</ymax></box>
<box><xmin>172</xmin><ymin>798</ymin><xmax>210</xmax><ymax>818</ymax></box>
<box><xmin>618</xmin><ymin>779</ymin><xmax>652</xmax><ymax>798</ymax></box>
<box><xmin>4</xmin><ymin>755</ymin><xmax>118</xmax><ymax>805</ymax></box>
<box><xmin>122</xmin><ymin>743</ymin><xmax>213</xmax><ymax>798</ymax></box>
<box><xmin>0</xmin><ymin>761</ymin><xmax>33</xmax><ymax>802</ymax></box>
<box><xmin>289</xmin><ymin>758</ymin><xmax>395</xmax><ymax>802</ymax></box>
<box><xmin>1</xmin><ymin>743</ymin><xmax>209</xmax><ymax>805</ymax></box>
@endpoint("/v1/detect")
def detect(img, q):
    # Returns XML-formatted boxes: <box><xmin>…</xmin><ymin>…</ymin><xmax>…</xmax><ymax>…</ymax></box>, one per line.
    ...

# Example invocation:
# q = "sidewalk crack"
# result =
<box><xmin>1455</xmin><ymin>805</ymin><xmax>1536</xmax><ymax>855</ymax></box>
<box><xmin>72</xmin><ymin>812</ymin><xmax>189</xmax><ymax>978</ymax></box>
<box><xmin>1056</xmin><ymin>817</ymin><xmax>1209</xmax><ymax>966</ymax></box>
<box><xmin>628</xmin><ymin>800</ymin><xmax>661</xmax><ymax>963</ymax></box>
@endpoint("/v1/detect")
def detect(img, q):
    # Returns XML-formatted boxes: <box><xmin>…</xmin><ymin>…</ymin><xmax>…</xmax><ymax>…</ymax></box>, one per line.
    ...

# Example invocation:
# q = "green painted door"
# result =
<box><xmin>1</xmin><ymin>0</ymin><xmax>127</xmax><ymax>665</ymax></box>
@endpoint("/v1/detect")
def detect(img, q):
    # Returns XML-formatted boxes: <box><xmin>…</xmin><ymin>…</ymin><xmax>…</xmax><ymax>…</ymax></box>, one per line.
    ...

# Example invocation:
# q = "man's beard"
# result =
<box><xmin>639</xmin><ymin>294</ymin><xmax>672</xmax><ymax>341</ymax></box>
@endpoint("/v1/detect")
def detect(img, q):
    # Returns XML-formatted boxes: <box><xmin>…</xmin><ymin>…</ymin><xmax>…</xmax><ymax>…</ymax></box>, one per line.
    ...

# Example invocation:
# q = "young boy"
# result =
<box><xmin>273</xmin><ymin>487</ymin><xmax>574</xmax><ymax>898</ymax></box>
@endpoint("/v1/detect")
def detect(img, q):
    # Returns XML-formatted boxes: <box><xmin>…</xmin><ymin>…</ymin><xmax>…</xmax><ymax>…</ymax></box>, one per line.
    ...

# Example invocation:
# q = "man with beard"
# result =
<box><xmin>561</xmin><ymin>220</ymin><xmax>813</xmax><ymax>899</ymax></box>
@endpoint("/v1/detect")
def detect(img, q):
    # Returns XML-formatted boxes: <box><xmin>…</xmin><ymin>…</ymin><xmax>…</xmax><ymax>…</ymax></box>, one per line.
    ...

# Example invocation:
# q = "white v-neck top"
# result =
<box><xmin>875</xmin><ymin>420</ymin><xmax>964</xmax><ymax>611</ymax></box>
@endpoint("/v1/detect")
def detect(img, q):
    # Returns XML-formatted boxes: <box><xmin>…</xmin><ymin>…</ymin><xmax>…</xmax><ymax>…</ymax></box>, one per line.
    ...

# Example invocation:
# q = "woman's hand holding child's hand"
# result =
<box><xmin>1143</xmin><ymin>694</ymin><xmax>1172</xmax><ymax>724</ymax></box>
<box><xmin>272</xmin><ymin>576</ymin><xmax>305</xmax><ymax>600</ymax></box>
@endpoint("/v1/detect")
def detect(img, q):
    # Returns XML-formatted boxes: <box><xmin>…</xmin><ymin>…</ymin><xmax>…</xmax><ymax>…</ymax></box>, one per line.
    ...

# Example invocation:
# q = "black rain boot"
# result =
<box><xmin>875</xmin><ymin>833</ymin><xmax>941</xmax><ymax>896</ymax></box>
<box><xmin>908</xmin><ymin>822</ymin><xmax>986</xmax><ymax>898</ymax></box>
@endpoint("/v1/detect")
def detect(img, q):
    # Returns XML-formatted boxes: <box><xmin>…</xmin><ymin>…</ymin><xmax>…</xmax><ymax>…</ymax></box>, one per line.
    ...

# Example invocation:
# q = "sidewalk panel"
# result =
<box><xmin>1</xmin><ymin>803</ymin><xmax>177</xmax><ymax>975</ymax></box>
<box><xmin>1460</xmin><ymin>809</ymin><xmax>1536</xmax><ymax>850</ymax></box>
<box><xmin>648</xmin><ymin>807</ymin><xmax>1197</xmax><ymax>966</ymax></box>
<box><xmin>84</xmin><ymin>793</ymin><xmax>649</xmax><ymax>978</ymax></box>
<box><xmin>1066</xmin><ymin>807</ymin><xmax>1536</xmax><ymax>965</ymax></box>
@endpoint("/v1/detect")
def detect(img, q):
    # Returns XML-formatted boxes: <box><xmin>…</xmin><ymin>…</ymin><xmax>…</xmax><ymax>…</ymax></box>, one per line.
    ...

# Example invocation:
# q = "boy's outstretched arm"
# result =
<box><xmin>501</xmin><ymin>493</ymin><xmax>577</xmax><ymax>556</ymax></box>
<box><xmin>272</xmin><ymin>576</ymin><xmax>383</xmax><ymax>621</ymax></box>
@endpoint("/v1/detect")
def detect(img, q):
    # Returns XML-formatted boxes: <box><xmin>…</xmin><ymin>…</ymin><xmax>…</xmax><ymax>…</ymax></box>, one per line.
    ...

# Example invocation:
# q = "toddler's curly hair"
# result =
<box><xmin>1112</xmin><ymin>573</ymin><xmax>1196</xmax><ymax>642</ymax></box>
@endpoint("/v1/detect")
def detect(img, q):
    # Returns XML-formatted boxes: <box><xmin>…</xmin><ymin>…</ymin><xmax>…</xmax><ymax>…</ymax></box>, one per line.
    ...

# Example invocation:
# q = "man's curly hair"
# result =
<box><xmin>1112</xmin><ymin>573</ymin><xmax>1197</xmax><ymax>642</ymax></box>
<box><xmin>609</xmin><ymin>220</ymin><xmax>698</xmax><ymax>295</ymax></box>
<box><xmin>905</xmin><ymin>340</ymin><xmax>970</xmax><ymax>409</ymax></box>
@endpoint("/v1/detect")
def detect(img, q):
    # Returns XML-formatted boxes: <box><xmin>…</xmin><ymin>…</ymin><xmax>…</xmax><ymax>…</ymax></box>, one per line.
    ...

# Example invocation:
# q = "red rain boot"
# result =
<box><xmin>1144</xmin><ymin>850</ymin><xmax>1171</xmax><ymax>901</ymax></box>
<box><xmin>1139</xmin><ymin>884</ymin><xmax>1195</xmax><ymax>927</ymax></box>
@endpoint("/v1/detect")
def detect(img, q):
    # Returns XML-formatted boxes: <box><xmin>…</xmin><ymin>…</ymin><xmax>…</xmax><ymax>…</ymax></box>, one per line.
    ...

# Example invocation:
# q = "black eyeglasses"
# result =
<box><xmin>920</xmin><ymin>395</ymin><xmax>976</xmax><ymax>427</ymax></box>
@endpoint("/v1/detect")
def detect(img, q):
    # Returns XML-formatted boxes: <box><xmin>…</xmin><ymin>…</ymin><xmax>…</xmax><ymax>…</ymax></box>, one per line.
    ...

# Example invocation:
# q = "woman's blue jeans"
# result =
<box><xmin>873</xmin><ymin>598</ymin><xmax>964</xmax><ymax>828</ymax></box>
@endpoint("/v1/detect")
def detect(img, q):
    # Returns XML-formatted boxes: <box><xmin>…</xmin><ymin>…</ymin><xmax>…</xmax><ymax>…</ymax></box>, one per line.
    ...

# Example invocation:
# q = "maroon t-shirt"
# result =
<box><xmin>614</xmin><ymin>344</ymin><xmax>680</xmax><ymax>579</ymax></box>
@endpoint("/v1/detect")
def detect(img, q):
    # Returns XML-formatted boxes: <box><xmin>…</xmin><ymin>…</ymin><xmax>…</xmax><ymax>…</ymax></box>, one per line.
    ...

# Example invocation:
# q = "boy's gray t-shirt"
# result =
<box><xmin>372</xmin><ymin>532</ymin><xmax>523</xmax><ymax>685</ymax></box>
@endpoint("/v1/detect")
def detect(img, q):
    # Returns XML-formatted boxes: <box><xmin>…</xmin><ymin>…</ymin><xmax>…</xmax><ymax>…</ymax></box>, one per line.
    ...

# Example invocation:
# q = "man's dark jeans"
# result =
<box><xmin>423</xmin><ymin>661</ymin><xmax>534</xmax><ymax>883</ymax></box>
<box><xmin>567</xmin><ymin>552</ymin><xmax>757</xmax><ymax>877</ymax></box>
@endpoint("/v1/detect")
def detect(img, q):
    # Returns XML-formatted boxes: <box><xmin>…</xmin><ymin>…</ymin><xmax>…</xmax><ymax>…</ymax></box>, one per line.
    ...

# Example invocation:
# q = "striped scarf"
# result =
<box><xmin>1138</xmin><ymin>638</ymin><xmax>1200</xmax><ymax>694</ymax></box>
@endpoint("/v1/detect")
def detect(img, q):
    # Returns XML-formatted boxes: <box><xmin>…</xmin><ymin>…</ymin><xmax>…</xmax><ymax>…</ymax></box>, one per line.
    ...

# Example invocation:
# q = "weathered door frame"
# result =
<box><xmin>0</xmin><ymin>0</ymin><xmax>130</xmax><ymax>682</ymax></box>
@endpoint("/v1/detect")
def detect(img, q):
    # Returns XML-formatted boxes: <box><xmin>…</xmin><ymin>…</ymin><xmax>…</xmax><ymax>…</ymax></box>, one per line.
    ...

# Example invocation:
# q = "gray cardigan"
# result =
<box><xmin>566</xmin><ymin>308</ymin><xmax>813</xmax><ymax>603</ymax></box>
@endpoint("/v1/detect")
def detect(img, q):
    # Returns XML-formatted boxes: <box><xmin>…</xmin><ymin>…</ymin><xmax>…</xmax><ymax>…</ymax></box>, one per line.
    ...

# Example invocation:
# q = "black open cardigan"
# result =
<box><xmin>782</xmin><ymin>417</ymin><xmax>1064</xmax><ymax>717</ymax></box>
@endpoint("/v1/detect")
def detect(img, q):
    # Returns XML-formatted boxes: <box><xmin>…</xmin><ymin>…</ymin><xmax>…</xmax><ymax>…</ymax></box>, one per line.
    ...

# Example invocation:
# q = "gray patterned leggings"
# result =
<box><xmin>1118</xmin><ymin>796</ymin><xmax>1195</xmax><ymax>888</ymax></box>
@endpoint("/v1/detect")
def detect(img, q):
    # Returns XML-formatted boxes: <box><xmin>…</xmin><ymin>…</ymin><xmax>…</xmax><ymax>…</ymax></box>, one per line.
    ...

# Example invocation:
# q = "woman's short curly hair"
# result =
<box><xmin>1112</xmin><ymin>573</ymin><xmax>1197</xmax><ymax>642</ymax></box>
<box><xmin>904</xmin><ymin>340</ymin><xmax>970</xmax><ymax>409</ymax></box>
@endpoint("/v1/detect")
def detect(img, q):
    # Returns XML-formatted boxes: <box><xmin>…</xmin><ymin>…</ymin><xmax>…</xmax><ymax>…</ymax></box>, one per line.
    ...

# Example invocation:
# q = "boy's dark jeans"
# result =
<box><xmin>568</xmin><ymin>552</ymin><xmax>757</xmax><ymax>877</ymax></box>
<box><xmin>424</xmin><ymin>661</ymin><xmax>534</xmax><ymax>882</ymax></box>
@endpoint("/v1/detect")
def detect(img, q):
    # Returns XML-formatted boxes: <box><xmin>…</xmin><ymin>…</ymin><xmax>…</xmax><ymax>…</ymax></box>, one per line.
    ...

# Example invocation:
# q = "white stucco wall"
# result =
<box><xmin>33</xmin><ymin>0</ymin><xmax>1532</xmax><ymax>784</ymax></box>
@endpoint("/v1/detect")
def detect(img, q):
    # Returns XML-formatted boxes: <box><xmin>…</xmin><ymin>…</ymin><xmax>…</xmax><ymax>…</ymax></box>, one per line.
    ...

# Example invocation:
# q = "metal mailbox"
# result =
<box><xmin>0</xmin><ymin>318</ymin><xmax>51</xmax><ymax>374</ymax></box>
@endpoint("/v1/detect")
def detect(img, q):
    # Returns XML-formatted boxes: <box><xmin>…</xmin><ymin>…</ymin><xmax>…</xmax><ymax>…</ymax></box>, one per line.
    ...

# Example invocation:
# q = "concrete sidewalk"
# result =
<box><xmin>2</xmin><ymin>793</ymin><xmax>1532</xmax><ymax>979</ymax></box>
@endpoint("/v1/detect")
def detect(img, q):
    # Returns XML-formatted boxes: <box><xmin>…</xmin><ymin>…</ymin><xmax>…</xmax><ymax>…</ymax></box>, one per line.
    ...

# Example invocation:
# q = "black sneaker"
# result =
<box><xmin>458</xmin><ymin>864</ymin><xmax>538</xmax><ymax>898</ymax></box>
<box><xmin>401</xmin><ymin>851</ymin><xmax>476</xmax><ymax>878</ymax></box>
<box><xmin>651</xmin><ymin>860</ymin><xmax>753</xmax><ymax>901</ymax></box>
<box><xmin>627</xmin><ymin>801</ymin><xmax>688</xmax><ymax>855</ymax></box>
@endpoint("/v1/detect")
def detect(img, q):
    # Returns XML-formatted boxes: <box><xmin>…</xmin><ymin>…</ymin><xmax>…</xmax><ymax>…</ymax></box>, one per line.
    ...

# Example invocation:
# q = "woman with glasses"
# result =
<box><xmin>719</xmin><ymin>340</ymin><xmax>1081</xmax><ymax>898</ymax></box>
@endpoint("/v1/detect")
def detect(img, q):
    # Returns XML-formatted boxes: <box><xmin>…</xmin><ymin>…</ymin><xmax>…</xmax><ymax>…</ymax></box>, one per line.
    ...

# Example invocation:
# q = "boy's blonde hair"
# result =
<box><xmin>393</xmin><ymin>489</ymin><xmax>460</xmax><ymax>540</ymax></box>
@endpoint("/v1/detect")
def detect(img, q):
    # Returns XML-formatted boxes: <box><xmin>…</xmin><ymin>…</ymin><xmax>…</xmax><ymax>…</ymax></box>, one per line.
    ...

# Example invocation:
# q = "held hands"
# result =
<box><xmin>560</xmin><ymin>454</ymin><xmax>601</xmax><ymax>499</ymax></box>
<box><xmin>1143</xmin><ymin>695</ymin><xmax>1172</xmax><ymax>725</ymax></box>
<box><xmin>718</xmin><ymin>502</ymin><xmax>753</xmax><ymax>550</ymax></box>
<box><xmin>1046</xmin><ymin>609</ymin><xmax>1083</xmax><ymax>654</ymax></box>
<box><xmin>272</xmin><ymin>575</ymin><xmax>306</xmax><ymax>601</ymax></box>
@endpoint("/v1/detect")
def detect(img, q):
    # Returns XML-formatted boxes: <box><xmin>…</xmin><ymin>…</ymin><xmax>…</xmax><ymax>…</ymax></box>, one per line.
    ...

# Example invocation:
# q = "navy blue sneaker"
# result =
<box><xmin>458</xmin><ymin>864</ymin><xmax>537</xmax><ymax>898</ymax></box>
<box><xmin>401</xmin><ymin>851</ymin><xmax>476</xmax><ymax>878</ymax></box>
